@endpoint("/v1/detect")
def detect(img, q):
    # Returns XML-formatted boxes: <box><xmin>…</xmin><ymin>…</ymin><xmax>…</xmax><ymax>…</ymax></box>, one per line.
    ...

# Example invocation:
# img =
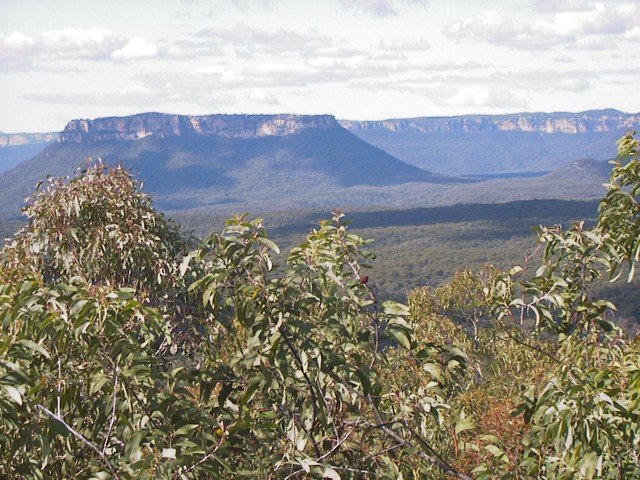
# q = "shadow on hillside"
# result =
<box><xmin>268</xmin><ymin>199</ymin><xmax>601</xmax><ymax>236</ymax></box>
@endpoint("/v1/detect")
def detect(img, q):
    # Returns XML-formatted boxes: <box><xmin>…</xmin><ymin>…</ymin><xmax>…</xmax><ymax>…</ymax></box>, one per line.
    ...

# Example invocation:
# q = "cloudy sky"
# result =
<box><xmin>1</xmin><ymin>0</ymin><xmax>639</xmax><ymax>132</ymax></box>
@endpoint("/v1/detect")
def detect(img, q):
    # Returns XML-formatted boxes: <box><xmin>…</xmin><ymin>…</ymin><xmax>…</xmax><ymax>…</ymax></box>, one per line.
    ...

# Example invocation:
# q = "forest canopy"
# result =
<box><xmin>1</xmin><ymin>134</ymin><xmax>639</xmax><ymax>479</ymax></box>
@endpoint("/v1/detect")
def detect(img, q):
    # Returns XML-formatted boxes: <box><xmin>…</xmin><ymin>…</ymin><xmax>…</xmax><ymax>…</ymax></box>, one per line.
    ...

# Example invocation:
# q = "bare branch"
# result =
<box><xmin>366</xmin><ymin>395</ymin><xmax>473</xmax><ymax>480</ymax></box>
<box><xmin>36</xmin><ymin>404</ymin><xmax>121</xmax><ymax>480</ymax></box>
<box><xmin>103</xmin><ymin>365</ymin><xmax>120</xmax><ymax>455</ymax></box>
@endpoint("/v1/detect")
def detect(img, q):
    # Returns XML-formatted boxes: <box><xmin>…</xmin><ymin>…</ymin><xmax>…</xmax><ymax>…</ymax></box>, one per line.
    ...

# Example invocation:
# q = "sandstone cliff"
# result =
<box><xmin>59</xmin><ymin>113</ymin><xmax>339</xmax><ymax>143</ymax></box>
<box><xmin>0</xmin><ymin>132</ymin><xmax>57</xmax><ymax>147</ymax></box>
<box><xmin>340</xmin><ymin>109</ymin><xmax>640</xmax><ymax>134</ymax></box>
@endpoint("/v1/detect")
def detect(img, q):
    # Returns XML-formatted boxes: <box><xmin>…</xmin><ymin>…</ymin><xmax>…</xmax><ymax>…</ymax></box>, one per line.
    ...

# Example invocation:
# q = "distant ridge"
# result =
<box><xmin>0</xmin><ymin>132</ymin><xmax>57</xmax><ymax>174</ymax></box>
<box><xmin>0</xmin><ymin>110</ymin><xmax>626</xmax><ymax>220</ymax></box>
<box><xmin>340</xmin><ymin>109</ymin><xmax>640</xmax><ymax>134</ymax></box>
<box><xmin>339</xmin><ymin>109</ymin><xmax>638</xmax><ymax>175</ymax></box>
<box><xmin>0</xmin><ymin>131</ymin><xmax>57</xmax><ymax>147</ymax></box>
<box><xmin>0</xmin><ymin>112</ymin><xmax>453</xmax><ymax>217</ymax></box>
<box><xmin>60</xmin><ymin>113</ymin><xmax>339</xmax><ymax>143</ymax></box>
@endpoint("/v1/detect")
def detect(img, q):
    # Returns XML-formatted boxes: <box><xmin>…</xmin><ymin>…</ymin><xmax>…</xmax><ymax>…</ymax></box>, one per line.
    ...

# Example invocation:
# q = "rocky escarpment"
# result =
<box><xmin>59</xmin><ymin>113</ymin><xmax>340</xmax><ymax>143</ymax></box>
<box><xmin>340</xmin><ymin>109</ymin><xmax>640</xmax><ymax>134</ymax></box>
<box><xmin>0</xmin><ymin>132</ymin><xmax>57</xmax><ymax>147</ymax></box>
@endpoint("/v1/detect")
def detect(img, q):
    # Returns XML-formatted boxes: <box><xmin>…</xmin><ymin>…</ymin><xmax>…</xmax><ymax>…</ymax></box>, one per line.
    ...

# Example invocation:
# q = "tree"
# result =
<box><xmin>486</xmin><ymin>132</ymin><xmax>640</xmax><ymax>479</ymax></box>
<box><xmin>1</xmin><ymin>132</ymin><xmax>639</xmax><ymax>479</ymax></box>
<box><xmin>0</xmin><ymin>165</ymin><xmax>473</xmax><ymax>478</ymax></box>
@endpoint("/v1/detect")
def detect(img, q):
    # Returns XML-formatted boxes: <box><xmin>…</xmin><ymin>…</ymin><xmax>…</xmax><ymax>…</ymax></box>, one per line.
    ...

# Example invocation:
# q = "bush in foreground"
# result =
<box><xmin>0</xmin><ymin>133</ymin><xmax>639</xmax><ymax>479</ymax></box>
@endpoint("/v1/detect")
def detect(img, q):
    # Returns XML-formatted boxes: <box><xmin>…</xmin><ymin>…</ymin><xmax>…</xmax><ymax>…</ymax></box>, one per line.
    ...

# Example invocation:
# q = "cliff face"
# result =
<box><xmin>340</xmin><ymin>110</ymin><xmax>640</xmax><ymax>134</ymax></box>
<box><xmin>0</xmin><ymin>132</ymin><xmax>57</xmax><ymax>147</ymax></box>
<box><xmin>59</xmin><ymin>113</ymin><xmax>340</xmax><ymax>143</ymax></box>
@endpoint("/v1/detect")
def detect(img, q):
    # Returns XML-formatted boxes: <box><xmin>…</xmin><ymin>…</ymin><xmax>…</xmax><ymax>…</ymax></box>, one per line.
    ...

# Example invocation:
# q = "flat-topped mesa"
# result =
<box><xmin>0</xmin><ymin>132</ymin><xmax>58</xmax><ymax>147</ymax></box>
<box><xmin>59</xmin><ymin>113</ymin><xmax>340</xmax><ymax>143</ymax></box>
<box><xmin>340</xmin><ymin>110</ymin><xmax>640</xmax><ymax>134</ymax></box>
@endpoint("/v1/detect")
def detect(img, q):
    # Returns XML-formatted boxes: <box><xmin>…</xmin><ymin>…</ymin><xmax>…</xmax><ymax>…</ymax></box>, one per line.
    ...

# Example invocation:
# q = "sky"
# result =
<box><xmin>1</xmin><ymin>0</ymin><xmax>639</xmax><ymax>132</ymax></box>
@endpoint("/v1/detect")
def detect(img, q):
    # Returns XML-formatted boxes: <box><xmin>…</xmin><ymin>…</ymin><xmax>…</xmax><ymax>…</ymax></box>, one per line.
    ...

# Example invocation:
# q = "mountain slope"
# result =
<box><xmin>0</xmin><ymin>143</ymin><xmax>52</xmax><ymax>174</ymax></box>
<box><xmin>0</xmin><ymin>113</ymin><xmax>454</xmax><ymax>217</ymax></box>
<box><xmin>0</xmin><ymin>131</ymin><xmax>57</xmax><ymax>174</ymax></box>
<box><xmin>340</xmin><ymin>110</ymin><xmax>639</xmax><ymax>175</ymax></box>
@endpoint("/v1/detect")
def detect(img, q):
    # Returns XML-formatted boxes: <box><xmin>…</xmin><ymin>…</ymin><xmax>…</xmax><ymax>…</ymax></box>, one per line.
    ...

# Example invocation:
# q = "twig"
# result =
<box><xmin>366</xmin><ymin>395</ymin><xmax>473</xmax><ymax>480</ymax></box>
<box><xmin>36</xmin><ymin>404</ymin><xmax>121</xmax><ymax>480</ymax></box>
<box><xmin>280</xmin><ymin>324</ymin><xmax>322</xmax><ymax>457</ymax></box>
<box><xmin>499</xmin><ymin>321</ymin><xmax>561</xmax><ymax>364</ymax></box>
<box><xmin>317</xmin><ymin>419</ymin><xmax>360</xmax><ymax>462</ymax></box>
<box><xmin>180</xmin><ymin>435</ymin><xmax>226</xmax><ymax>475</ymax></box>
<box><xmin>367</xmin><ymin>442</ymin><xmax>404</xmax><ymax>458</ymax></box>
<box><xmin>103</xmin><ymin>365</ymin><xmax>120</xmax><ymax>455</ymax></box>
<box><xmin>56</xmin><ymin>357</ymin><xmax>62</xmax><ymax>417</ymax></box>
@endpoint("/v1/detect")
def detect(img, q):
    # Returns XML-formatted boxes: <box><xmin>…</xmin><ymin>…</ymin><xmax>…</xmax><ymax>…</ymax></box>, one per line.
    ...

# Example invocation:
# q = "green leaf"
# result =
<box><xmin>2</xmin><ymin>385</ymin><xmax>22</xmax><ymax>405</ymax></box>
<box><xmin>455</xmin><ymin>416</ymin><xmax>475</xmax><ymax>435</ymax></box>
<box><xmin>383</xmin><ymin>301</ymin><xmax>409</xmax><ymax>316</ymax></box>
<box><xmin>18</xmin><ymin>339</ymin><xmax>50</xmax><ymax>359</ymax></box>
<box><xmin>387</xmin><ymin>327</ymin><xmax>411</xmax><ymax>348</ymax></box>
<box><xmin>323</xmin><ymin>467</ymin><xmax>341</xmax><ymax>479</ymax></box>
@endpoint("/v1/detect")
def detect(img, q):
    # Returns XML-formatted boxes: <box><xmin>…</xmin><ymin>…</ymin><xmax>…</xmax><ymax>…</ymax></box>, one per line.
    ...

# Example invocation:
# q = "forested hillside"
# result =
<box><xmin>341</xmin><ymin>110</ymin><xmax>640</xmax><ymax>174</ymax></box>
<box><xmin>0</xmin><ymin>112</ymin><xmax>619</xmax><ymax>220</ymax></box>
<box><xmin>0</xmin><ymin>114</ymin><xmax>451</xmax><ymax>217</ymax></box>
<box><xmin>1</xmin><ymin>134</ymin><xmax>639</xmax><ymax>479</ymax></box>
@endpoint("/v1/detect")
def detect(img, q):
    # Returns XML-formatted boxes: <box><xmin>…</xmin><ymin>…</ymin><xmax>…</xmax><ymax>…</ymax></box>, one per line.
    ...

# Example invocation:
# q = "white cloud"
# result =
<box><xmin>379</xmin><ymin>37</ymin><xmax>431</xmax><ymax>51</ymax></box>
<box><xmin>38</xmin><ymin>27</ymin><xmax>125</xmax><ymax>59</ymax></box>
<box><xmin>339</xmin><ymin>0</ymin><xmax>429</xmax><ymax>17</ymax></box>
<box><xmin>412</xmin><ymin>85</ymin><xmax>528</xmax><ymax>109</ymax></box>
<box><xmin>573</xmin><ymin>36</ymin><xmax>618</xmax><ymax>50</ymax></box>
<box><xmin>553</xmin><ymin>3</ymin><xmax>639</xmax><ymax>36</ymax></box>
<box><xmin>533</xmin><ymin>0</ymin><xmax>595</xmax><ymax>14</ymax></box>
<box><xmin>350</xmin><ymin>65</ymin><xmax>598</xmax><ymax>101</ymax></box>
<box><xmin>111</xmin><ymin>37</ymin><xmax>159</xmax><ymax>60</ymax></box>
<box><xmin>443</xmin><ymin>11</ymin><xmax>567</xmax><ymax>49</ymax></box>
<box><xmin>553</xmin><ymin>54</ymin><xmax>575</xmax><ymax>63</ymax></box>
<box><xmin>248</xmin><ymin>88</ymin><xmax>280</xmax><ymax>105</ymax></box>
<box><xmin>624</xmin><ymin>26</ymin><xmax>640</xmax><ymax>41</ymax></box>
<box><xmin>182</xmin><ymin>25</ymin><xmax>419</xmax><ymax>63</ymax></box>
<box><xmin>447</xmin><ymin>86</ymin><xmax>491</xmax><ymax>106</ymax></box>
<box><xmin>22</xmin><ymin>84</ymin><xmax>238</xmax><ymax>108</ymax></box>
<box><xmin>444</xmin><ymin>2</ymin><xmax>640</xmax><ymax>50</ymax></box>
<box><xmin>231</xmin><ymin>0</ymin><xmax>272</xmax><ymax>10</ymax></box>
<box><xmin>355</xmin><ymin>82</ymin><xmax>530</xmax><ymax>110</ymax></box>
<box><xmin>3</xmin><ymin>32</ymin><xmax>35</xmax><ymax>48</ymax></box>
<box><xmin>194</xmin><ymin>24</ymin><xmax>329</xmax><ymax>58</ymax></box>
<box><xmin>0</xmin><ymin>27</ymin><xmax>161</xmax><ymax>70</ymax></box>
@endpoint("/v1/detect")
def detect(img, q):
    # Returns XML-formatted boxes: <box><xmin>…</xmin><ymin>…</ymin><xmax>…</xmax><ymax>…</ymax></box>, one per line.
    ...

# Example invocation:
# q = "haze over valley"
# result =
<box><xmin>3</xmin><ymin>2</ymin><xmax>640</xmax><ymax>478</ymax></box>
<box><xmin>1</xmin><ymin>109</ymin><xmax>635</xmax><ymax>219</ymax></box>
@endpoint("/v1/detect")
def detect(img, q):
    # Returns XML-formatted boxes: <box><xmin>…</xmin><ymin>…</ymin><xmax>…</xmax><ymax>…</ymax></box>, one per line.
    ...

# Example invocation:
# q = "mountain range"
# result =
<box><xmin>0</xmin><ymin>131</ymin><xmax>56</xmax><ymax>174</ymax></box>
<box><xmin>0</xmin><ymin>113</ymin><xmax>453</xmax><ymax>217</ymax></box>
<box><xmin>0</xmin><ymin>109</ymin><xmax>633</xmax><ymax>219</ymax></box>
<box><xmin>341</xmin><ymin>109</ymin><xmax>639</xmax><ymax>175</ymax></box>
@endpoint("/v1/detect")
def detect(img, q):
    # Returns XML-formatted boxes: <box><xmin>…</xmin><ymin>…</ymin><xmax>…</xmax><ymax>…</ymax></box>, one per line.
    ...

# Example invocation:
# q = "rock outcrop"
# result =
<box><xmin>0</xmin><ymin>132</ymin><xmax>57</xmax><ymax>147</ymax></box>
<box><xmin>59</xmin><ymin>113</ymin><xmax>339</xmax><ymax>143</ymax></box>
<box><xmin>340</xmin><ymin>109</ymin><xmax>640</xmax><ymax>135</ymax></box>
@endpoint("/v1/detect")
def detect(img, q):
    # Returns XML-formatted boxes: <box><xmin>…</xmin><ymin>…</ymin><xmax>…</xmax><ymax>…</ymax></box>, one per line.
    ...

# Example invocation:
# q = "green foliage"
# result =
<box><xmin>411</xmin><ymin>266</ymin><xmax>499</xmax><ymax>342</ymax></box>
<box><xmin>1</xmin><ymin>132</ymin><xmax>640</xmax><ymax>479</ymax></box>
<box><xmin>518</xmin><ymin>334</ymin><xmax>640</xmax><ymax>479</ymax></box>
<box><xmin>484</xmin><ymin>132</ymin><xmax>640</xmax><ymax>479</ymax></box>
<box><xmin>183</xmin><ymin>212</ymin><xmax>473</xmax><ymax>478</ymax></box>
<box><xmin>0</xmin><ymin>166</ymin><xmax>475</xmax><ymax>479</ymax></box>
<box><xmin>1</xmin><ymin>163</ymin><xmax>186</xmax><ymax>294</ymax></box>
<box><xmin>410</xmin><ymin>270</ymin><xmax>552</xmax><ymax>477</ymax></box>
<box><xmin>0</xmin><ymin>278</ymin><xmax>227</xmax><ymax>479</ymax></box>
<box><xmin>599</xmin><ymin>132</ymin><xmax>640</xmax><ymax>281</ymax></box>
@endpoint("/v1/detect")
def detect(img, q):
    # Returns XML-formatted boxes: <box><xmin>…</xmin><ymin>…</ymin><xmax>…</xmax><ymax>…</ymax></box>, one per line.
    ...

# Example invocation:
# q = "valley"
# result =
<box><xmin>0</xmin><ymin>110</ymin><xmax>628</xmax><ymax>219</ymax></box>
<box><xmin>341</xmin><ymin>109</ymin><xmax>639</xmax><ymax>174</ymax></box>
<box><xmin>5</xmin><ymin>1</ymin><xmax>640</xmax><ymax>476</ymax></box>
<box><xmin>0</xmin><ymin>110</ymin><xmax>637</xmax><ymax>328</ymax></box>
